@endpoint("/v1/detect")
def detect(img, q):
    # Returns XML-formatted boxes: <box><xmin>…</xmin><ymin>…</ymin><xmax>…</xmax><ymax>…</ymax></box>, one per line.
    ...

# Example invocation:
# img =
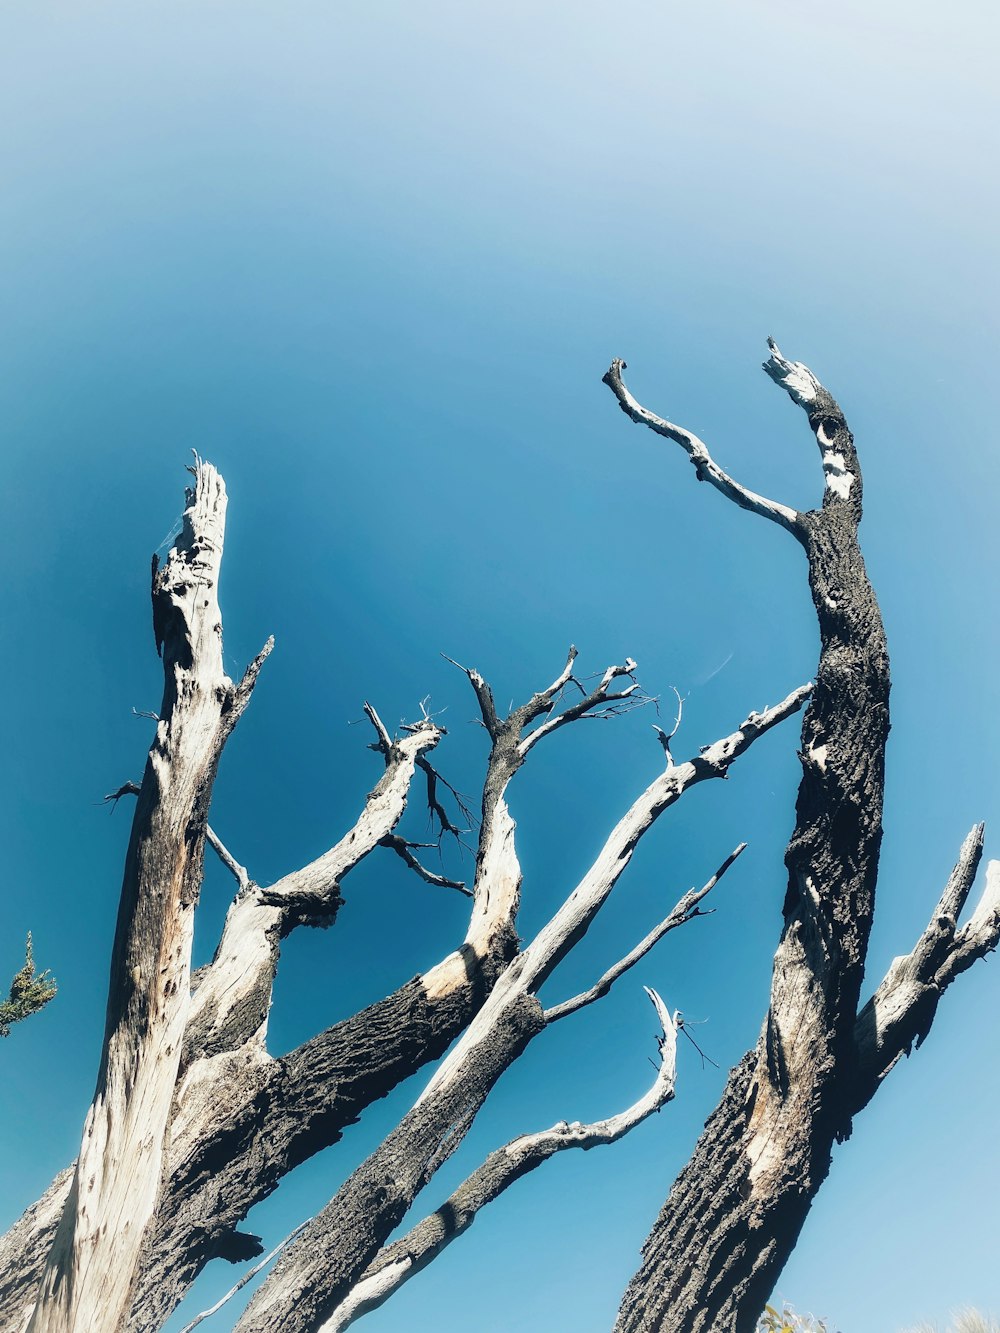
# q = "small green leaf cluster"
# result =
<box><xmin>0</xmin><ymin>934</ymin><xmax>57</xmax><ymax>1038</ymax></box>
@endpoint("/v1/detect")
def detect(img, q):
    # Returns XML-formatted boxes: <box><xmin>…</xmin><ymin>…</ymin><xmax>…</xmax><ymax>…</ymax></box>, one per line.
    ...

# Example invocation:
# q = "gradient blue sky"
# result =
<box><xmin>2</xmin><ymin>4</ymin><xmax>998</xmax><ymax>1330</ymax></box>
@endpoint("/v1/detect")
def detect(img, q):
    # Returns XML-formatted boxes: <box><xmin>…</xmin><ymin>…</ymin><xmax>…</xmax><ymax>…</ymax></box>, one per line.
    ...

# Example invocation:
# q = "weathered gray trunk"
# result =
<box><xmin>128</xmin><ymin>955</ymin><xmax>508</xmax><ymax>1329</ymax></box>
<box><xmin>233</xmin><ymin>988</ymin><xmax>545</xmax><ymax>1333</ymax></box>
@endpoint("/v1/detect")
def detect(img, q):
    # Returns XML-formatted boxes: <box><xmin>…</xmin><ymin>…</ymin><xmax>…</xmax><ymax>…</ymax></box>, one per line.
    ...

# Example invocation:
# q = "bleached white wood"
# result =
<box><xmin>29</xmin><ymin>463</ymin><xmax>242</xmax><ymax>1333</ymax></box>
<box><xmin>418</xmin><ymin>685</ymin><xmax>809</xmax><ymax>1107</ymax></box>
<box><xmin>603</xmin><ymin>359</ymin><xmax>801</xmax><ymax>532</ymax></box>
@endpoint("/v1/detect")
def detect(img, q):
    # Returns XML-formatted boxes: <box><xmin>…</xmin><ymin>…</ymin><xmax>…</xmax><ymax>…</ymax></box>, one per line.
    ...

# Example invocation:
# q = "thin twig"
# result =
<box><xmin>177</xmin><ymin>1221</ymin><xmax>310</xmax><ymax>1332</ymax></box>
<box><xmin>543</xmin><ymin>844</ymin><xmax>747</xmax><ymax>1024</ymax></box>
<box><xmin>379</xmin><ymin>835</ymin><xmax>471</xmax><ymax>897</ymax></box>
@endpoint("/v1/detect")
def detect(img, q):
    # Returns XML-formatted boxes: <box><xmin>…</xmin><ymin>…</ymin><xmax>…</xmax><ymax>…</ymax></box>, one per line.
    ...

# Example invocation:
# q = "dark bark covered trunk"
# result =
<box><xmin>609</xmin><ymin>348</ymin><xmax>891</xmax><ymax>1333</ymax></box>
<box><xmin>128</xmin><ymin>952</ymin><xmax>506</xmax><ymax>1329</ymax></box>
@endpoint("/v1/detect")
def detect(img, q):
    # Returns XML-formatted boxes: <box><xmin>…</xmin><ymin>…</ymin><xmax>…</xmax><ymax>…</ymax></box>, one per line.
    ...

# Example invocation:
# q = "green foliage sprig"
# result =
<box><xmin>0</xmin><ymin>934</ymin><xmax>57</xmax><ymax>1037</ymax></box>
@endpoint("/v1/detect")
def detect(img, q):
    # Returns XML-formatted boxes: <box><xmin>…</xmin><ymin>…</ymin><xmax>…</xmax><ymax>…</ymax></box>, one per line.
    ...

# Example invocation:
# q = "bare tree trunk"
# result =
<box><xmin>603</xmin><ymin>343</ymin><xmax>999</xmax><ymax>1333</ymax></box>
<box><xmin>27</xmin><ymin>463</ymin><xmax>270</xmax><ymax>1333</ymax></box>
<box><xmin>7</xmin><ymin>356</ymin><xmax>994</xmax><ymax>1333</ymax></box>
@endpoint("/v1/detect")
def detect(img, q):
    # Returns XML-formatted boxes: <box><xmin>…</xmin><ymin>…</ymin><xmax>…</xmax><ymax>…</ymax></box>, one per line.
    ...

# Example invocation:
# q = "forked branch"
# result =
<box><xmin>854</xmin><ymin>826</ymin><xmax>1000</xmax><ymax>1108</ymax></box>
<box><xmin>544</xmin><ymin>843</ymin><xmax>747</xmax><ymax>1024</ymax></box>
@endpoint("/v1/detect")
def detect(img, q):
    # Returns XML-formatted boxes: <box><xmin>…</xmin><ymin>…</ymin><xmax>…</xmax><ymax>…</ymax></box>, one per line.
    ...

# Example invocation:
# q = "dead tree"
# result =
<box><xmin>602</xmin><ymin>342</ymin><xmax>1000</xmax><ymax>1333</ymax></box>
<box><xmin>2</xmin><ymin>341</ymin><xmax>994</xmax><ymax>1333</ymax></box>
<box><xmin>0</xmin><ymin>448</ymin><xmax>809</xmax><ymax>1333</ymax></box>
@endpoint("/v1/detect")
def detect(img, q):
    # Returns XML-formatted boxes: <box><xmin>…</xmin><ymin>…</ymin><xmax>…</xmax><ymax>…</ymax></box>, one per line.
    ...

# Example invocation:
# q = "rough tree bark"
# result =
<box><xmin>228</xmin><ymin>685</ymin><xmax>809</xmax><ymax>1333</ymax></box>
<box><xmin>603</xmin><ymin>342</ymin><xmax>1000</xmax><ymax>1333</ymax></box>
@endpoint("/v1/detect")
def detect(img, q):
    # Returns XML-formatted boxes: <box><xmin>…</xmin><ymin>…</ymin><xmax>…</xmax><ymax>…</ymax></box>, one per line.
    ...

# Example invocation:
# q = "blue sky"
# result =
<box><xmin>1</xmin><ymin>3</ymin><xmax>998</xmax><ymax>1330</ymax></box>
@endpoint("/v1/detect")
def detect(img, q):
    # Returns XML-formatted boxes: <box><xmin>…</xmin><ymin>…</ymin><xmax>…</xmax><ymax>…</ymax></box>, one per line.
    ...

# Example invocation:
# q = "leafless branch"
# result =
<box><xmin>231</xmin><ymin>637</ymin><xmax>275</xmax><ymax>715</ymax></box>
<box><xmin>519</xmin><ymin>656</ymin><xmax>651</xmax><ymax>756</ymax></box>
<box><xmin>103</xmin><ymin>783</ymin><xmax>252</xmax><ymax>894</ymax></box>
<box><xmin>379</xmin><ymin>834</ymin><xmax>471</xmax><ymax>897</ymax></box>
<box><xmin>103</xmin><ymin>781</ymin><xmax>142</xmax><ymax>808</ymax></box>
<box><xmin>441</xmin><ymin>653</ymin><xmax>500</xmax><ymax>737</ymax></box>
<box><xmin>854</xmin><ymin>826</ymin><xmax>1000</xmax><ymax>1108</ymax></box>
<box><xmin>416</xmin><ymin>754</ymin><xmax>474</xmax><ymax>843</ymax></box>
<box><xmin>602</xmin><ymin>358</ymin><xmax>801</xmax><ymax>533</ymax></box>
<box><xmin>205</xmin><ymin>827</ymin><xmax>252</xmax><ymax>895</ymax></box>
<box><xmin>652</xmin><ymin>686</ymin><xmax>685</xmax><ymax>766</ymax></box>
<box><xmin>259</xmin><ymin>726</ymin><xmax>445</xmax><ymax>924</ymax></box>
<box><xmin>544</xmin><ymin>843</ymin><xmax>747</xmax><ymax>1023</ymax></box>
<box><xmin>515</xmin><ymin>644</ymin><xmax>580</xmax><ymax>728</ymax></box>
<box><xmin>177</xmin><ymin>1221</ymin><xmax>310</xmax><ymax>1333</ymax></box>
<box><xmin>362</xmin><ymin>702</ymin><xmax>394</xmax><ymax>760</ymax></box>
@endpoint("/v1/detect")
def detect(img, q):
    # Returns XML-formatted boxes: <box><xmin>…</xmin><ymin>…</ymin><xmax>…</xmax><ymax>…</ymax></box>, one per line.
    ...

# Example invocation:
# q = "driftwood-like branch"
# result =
<box><xmin>177</xmin><ymin>1222</ymin><xmax>310</xmax><ymax>1333</ymax></box>
<box><xmin>544</xmin><ymin>844</ymin><xmax>747</xmax><ymax>1024</ymax></box>
<box><xmin>512</xmin><ymin>688</ymin><xmax>809</xmax><ymax>1009</ymax></box>
<box><xmin>441</xmin><ymin>654</ymin><xmax>500</xmax><ymax>737</ymax></box>
<box><xmin>652</xmin><ymin>686</ymin><xmax>685</xmax><ymax>767</ymax></box>
<box><xmin>362</xmin><ymin>702</ymin><xmax>394</xmax><ymax>760</ymax></box>
<box><xmin>602</xmin><ymin>358</ymin><xmax>800</xmax><ymax>533</ymax></box>
<box><xmin>205</xmin><ymin>827</ymin><xmax>253</xmax><ymax>895</ymax></box>
<box><xmin>319</xmin><ymin>990</ymin><xmax>678</xmax><ymax>1333</ymax></box>
<box><xmin>518</xmin><ymin>656</ymin><xmax>648</xmax><ymax>755</ymax></box>
<box><xmin>452</xmin><ymin>648</ymin><xmax>653</xmax><ymax>974</ymax></box>
<box><xmin>854</xmin><ymin>827</ymin><xmax>1000</xmax><ymax>1107</ymax></box>
<box><xmin>106</xmin><ymin>783</ymin><xmax>252</xmax><ymax>894</ymax></box>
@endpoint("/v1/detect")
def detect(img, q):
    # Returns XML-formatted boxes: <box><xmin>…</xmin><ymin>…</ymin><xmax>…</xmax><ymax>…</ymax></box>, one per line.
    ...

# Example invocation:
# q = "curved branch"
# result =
<box><xmin>320</xmin><ymin>991</ymin><xmax>678</xmax><ymax>1333</ymax></box>
<box><xmin>602</xmin><ymin>358</ymin><xmax>800</xmax><ymax>533</ymax></box>
<box><xmin>378</xmin><ymin>835</ymin><xmax>471</xmax><ymax>897</ymax></box>
<box><xmin>518</xmin><ymin>656</ymin><xmax>650</xmax><ymax>756</ymax></box>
